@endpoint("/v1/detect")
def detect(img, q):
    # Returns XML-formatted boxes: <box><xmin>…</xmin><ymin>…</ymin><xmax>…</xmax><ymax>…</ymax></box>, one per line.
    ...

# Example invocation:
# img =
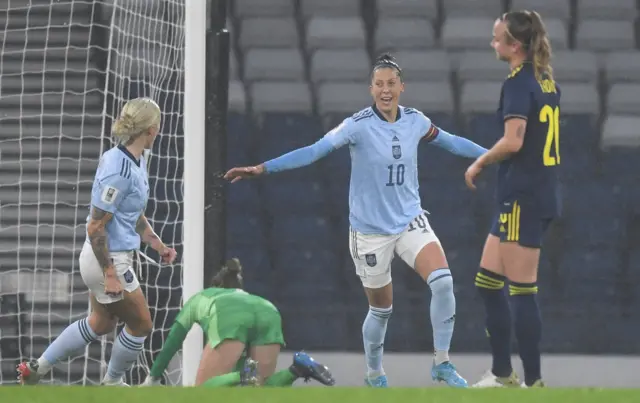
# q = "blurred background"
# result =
<box><xmin>0</xmin><ymin>0</ymin><xmax>639</xmax><ymax>386</ymax></box>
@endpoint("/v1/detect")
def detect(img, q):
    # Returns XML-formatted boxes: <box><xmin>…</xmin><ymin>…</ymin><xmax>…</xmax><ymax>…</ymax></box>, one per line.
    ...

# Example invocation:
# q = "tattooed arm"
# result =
<box><xmin>135</xmin><ymin>215</ymin><xmax>166</xmax><ymax>252</ymax></box>
<box><xmin>87</xmin><ymin>207</ymin><xmax>116</xmax><ymax>274</ymax></box>
<box><xmin>475</xmin><ymin>118</ymin><xmax>526</xmax><ymax>167</ymax></box>
<box><xmin>464</xmin><ymin>118</ymin><xmax>526</xmax><ymax>190</ymax></box>
<box><xmin>464</xmin><ymin>78</ymin><xmax>529</xmax><ymax>189</ymax></box>
<box><xmin>474</xmin><ymin>76</ymin><xmax>529</xmax><ymax>167</ymax></box>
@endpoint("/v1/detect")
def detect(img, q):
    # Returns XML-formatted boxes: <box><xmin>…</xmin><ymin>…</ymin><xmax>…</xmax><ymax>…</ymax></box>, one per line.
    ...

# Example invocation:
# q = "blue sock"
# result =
<box><xmin>106</xmin><ymin>328</ymin><xmax>146</xmax><ymax>381</ymax></box>
<box><xmin>427</xmin><ymin>268</ymin><xmax>455</xmax><ymax>364</ymax></box>
<box><xmin>510</xmin><ymin>282</ymin><xmax>542</xmax><ymax>386</ymax></box>
<box><xmin>475</xmin><ymin>268</ymin><xmax>513</xmax><ymax>377</ymax></box>
<box><xmin>362</xmin><ymin>305</ymin><xmax>392</xmax><ymax>376</ymax></box>
<box><xmin>39</xmin><ymin>317</ymin><xmax>98</xmax><ymax>375</ymax></box>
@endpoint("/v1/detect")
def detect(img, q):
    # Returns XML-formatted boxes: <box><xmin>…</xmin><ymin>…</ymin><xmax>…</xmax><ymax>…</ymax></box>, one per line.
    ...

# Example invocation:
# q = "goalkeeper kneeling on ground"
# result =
<box><xmin>141</xmin><ymin>258</ymin><xmax>335</xmax><ymax>387</ymax></box>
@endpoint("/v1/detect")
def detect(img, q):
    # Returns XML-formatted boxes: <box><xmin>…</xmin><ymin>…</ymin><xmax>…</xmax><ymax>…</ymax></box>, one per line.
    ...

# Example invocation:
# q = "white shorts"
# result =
<box><xmin>349</xmin><ymin>211</ymin><xmax>440</xmax><ymax>289</ymax></box>
<box><xmin>79</xmin><ymin>242</ymin><xmax>140</xmax><ymax>304</ymax></box>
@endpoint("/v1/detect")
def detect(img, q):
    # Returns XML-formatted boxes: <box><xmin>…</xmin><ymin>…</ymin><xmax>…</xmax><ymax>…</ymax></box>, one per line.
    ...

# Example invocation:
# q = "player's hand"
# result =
<box><xmin>103</xmin><ymin>268</ymin><xmax>123</xmax><ymax>297</ymax></box>
<box><xmin>160</xmin><ymin>246</ymin><xmax>177</xmax><ymax>264</ymax></box>
<box><xmin>465</xmin><ymin>161</ymin><xmax>483</xmax><ymax>190</ymax></box>
<box><xmin>223</xmin><ymin>164</ymin><xmax>265</xmax><ymax>183</ymax></box>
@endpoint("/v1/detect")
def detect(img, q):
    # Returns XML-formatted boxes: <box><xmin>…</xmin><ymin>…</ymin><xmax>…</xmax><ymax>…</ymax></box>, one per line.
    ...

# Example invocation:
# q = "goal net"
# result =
<box><xmin>0</xmin><ymin>0</ymin><xmax>188</xmax><ymax>385</ymax></box>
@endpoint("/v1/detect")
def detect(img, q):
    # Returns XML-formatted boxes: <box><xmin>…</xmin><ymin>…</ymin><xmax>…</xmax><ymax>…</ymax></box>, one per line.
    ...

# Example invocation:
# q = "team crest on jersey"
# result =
<box><xmin>392</xmin><ymin>145</ymin><xmax>402</xmax><ymax>159</ymax></box>
<box><xmin>499</xmin><ymin>213</ymin><xmax>508</xmax><ymax>233</ymax></box>
<box><xmin>365</xmin><ymin>254</ymin><xmax>377</xmax><ymax>267</ymax></box>
<box><xmin>392</xmin><ymin>136</ymin><xmax>402</xmax><ymax>159</ymax></box>
<box><xmin>123</xmin><ymin>270</ymin><xmax>134</xmax><ymax>284</ymax></box>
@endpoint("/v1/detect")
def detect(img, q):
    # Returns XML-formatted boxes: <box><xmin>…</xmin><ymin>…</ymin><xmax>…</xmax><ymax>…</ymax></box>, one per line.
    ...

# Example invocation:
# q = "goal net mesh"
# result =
<box><xmin>0</xmin><ymin>0</ymin><xmax>186</xmax><ymax>385</ymax></box>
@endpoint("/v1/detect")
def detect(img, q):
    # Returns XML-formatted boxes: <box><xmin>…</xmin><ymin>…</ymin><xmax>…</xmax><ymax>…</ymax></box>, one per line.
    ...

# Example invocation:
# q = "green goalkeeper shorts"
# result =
<box><xmin>205</xmin><ymin>291</ymin><xmax>285</xmax><ymax>349</ymax></box>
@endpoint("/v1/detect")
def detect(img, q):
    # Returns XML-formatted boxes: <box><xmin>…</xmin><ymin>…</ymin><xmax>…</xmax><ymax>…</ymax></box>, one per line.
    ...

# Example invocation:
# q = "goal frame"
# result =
<box><xmin>96</xmin><ymin>0</ymin><xmax>227</xmax><ymax>386</ymax></box>
<box><xmin>182</xmin><ymin>0</ymin><xmax>207</xmax><ymax>386</ymax></box>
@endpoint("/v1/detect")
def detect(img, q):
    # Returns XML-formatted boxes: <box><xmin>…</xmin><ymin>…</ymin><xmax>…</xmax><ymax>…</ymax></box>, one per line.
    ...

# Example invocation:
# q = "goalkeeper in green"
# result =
<box><xmin>142</xmin><ymin>258</ymin><xmax>335</xmax><ymax>387</ymax></box>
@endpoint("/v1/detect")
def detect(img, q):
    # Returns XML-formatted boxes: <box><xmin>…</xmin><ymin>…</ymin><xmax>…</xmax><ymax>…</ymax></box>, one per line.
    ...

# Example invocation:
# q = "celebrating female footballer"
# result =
<box><xmin>225</xmin><ymin>54</ymin><xmax>488</xmax><ymax>388</ymax></box>
<box><xmin>18</xmin><ymin>98</ymin><xmax>177</xmax><ymax>386</ymax></box>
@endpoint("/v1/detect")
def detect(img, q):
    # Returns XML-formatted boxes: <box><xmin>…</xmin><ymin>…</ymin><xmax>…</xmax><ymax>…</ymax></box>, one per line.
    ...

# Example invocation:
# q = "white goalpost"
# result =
<box><xmin>182</xmin><ymin>0</ymin><xmax>206</xmax><ymax>387</ymax></box>
<box><xmin>105</xmin><ymin>0</ymin><xmax>206</xmax><ymax>386</ymax></box>
<box><xmin>0</xmin><ymin>0</ymin><xmax>206</xmax><ymax>385</ymax></box>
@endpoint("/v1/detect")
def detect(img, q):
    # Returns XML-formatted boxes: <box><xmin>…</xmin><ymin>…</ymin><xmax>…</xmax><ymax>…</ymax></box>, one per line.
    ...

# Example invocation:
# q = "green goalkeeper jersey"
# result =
<box><xmin>149</xmin><ymin>288</ymin><xmax>284</xmax><ymax>378</ymax></box>
<box><xmin>177</xmin><ymin>287</ymin><xmax>239</xmax><ymax>336</ymax></box>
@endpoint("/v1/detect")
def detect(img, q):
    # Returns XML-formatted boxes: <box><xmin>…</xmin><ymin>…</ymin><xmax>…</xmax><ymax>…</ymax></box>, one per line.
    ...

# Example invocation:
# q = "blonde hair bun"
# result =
<box><xmin>112</xmin><ymin>97</ymin><xmax>161</xmax><ymax>145</ymax></box>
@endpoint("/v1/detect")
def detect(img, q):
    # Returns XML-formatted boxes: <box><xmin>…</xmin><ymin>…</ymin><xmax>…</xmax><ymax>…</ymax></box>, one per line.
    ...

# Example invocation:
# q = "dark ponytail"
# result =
<box><xmin>211</xmin><ymin>258</ymin><xmax>244</xmax><ymax>289</ymax></box>
<box><xmin>502</xmin><ymin>10</ymin><xmax>554</xmax><ymax>81</ymax></box>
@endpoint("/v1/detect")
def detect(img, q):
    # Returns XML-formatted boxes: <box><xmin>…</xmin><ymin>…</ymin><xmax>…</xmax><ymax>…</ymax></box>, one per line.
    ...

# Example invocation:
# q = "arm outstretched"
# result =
<box><xmin>428</xmin><ymin>128</ymin><xmax>488</xmax><ymax>159</ymax></box>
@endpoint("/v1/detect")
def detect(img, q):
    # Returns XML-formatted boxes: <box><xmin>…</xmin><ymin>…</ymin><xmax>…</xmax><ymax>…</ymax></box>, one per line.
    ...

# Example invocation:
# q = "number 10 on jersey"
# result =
<box><xmin>386</xmin><ymin>164</ymin><xmax>405</xmax><ymax>186</ymax></box>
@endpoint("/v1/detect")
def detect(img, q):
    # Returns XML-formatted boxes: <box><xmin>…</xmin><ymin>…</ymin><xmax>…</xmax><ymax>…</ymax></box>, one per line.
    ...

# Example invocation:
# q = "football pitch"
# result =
<box><xmin>1</xmin><ymin>387</ymin><xmax>639</xmax><ymax>403</ymax></box>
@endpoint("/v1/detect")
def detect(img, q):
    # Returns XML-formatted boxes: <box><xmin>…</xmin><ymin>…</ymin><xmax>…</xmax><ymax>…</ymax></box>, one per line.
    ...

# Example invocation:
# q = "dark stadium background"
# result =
<box><xmin>0</xmin><ymin>0</ymin><xmax>638</xmax><ymax>386</ymax></box>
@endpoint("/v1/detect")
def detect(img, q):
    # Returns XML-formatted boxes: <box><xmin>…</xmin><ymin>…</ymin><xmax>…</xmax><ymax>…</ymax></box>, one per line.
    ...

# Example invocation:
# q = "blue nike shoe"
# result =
<box><xmin>290</xmin><ymin>351</ymin><xmax>335</xmax><ymax>386</ymax></box>
<box><xmin>365</xmin><ymin>374</ymin><xmax>388</xmax><ymax>388</ymax></box>
<box><xmin>431</xmin><ymin>361</ymin><xmax>468</xmax><ymax>388</ymax></box>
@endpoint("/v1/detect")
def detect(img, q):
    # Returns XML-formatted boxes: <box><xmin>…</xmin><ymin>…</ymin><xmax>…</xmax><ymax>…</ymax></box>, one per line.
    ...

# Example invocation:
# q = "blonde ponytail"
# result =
<box><xmin>527</xmin><ymin>11</ymin><xmax>554</xmax><ymax>81</ymax></box>
<box><xmin>112</xmin><ymin>97</ymin><xmax>161</xmax><ymax>145</ymax></box>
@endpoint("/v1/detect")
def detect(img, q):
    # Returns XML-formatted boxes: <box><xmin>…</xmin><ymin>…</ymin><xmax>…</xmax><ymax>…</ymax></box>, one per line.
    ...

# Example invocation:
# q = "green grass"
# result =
<box><xmin>1</xmin><ymin>387</ymin><xmax>639</xmax><ymax>403</ymax></box>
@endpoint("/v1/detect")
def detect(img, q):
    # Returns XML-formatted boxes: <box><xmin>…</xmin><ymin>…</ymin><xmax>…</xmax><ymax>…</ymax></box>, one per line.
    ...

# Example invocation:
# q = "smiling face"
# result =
<box><xmin>370</xmin><ymin>67</ymin><xmax>404</xmax><ymax>115</ymax></box>
<box><xmin>491</xmin><ymin>18</ymin><xmax>520</xmax><ymax>62</ymax></box>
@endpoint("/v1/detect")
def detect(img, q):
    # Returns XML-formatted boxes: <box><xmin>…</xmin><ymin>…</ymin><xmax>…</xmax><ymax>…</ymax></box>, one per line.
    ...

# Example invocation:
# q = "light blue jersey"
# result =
<box><xmin>87</xmin><ymin>144</ymin><xmax>150</xmax><ymax>251</ymax></box>
<box><xmin>263</xmin><ymin>105</ymin><xmax>487</xmax><ymax>235</ymax></box>
<box><xmin>326</xmin><ymin>106</ymin><xmax>446</xmax><ymax>234</ymax></box>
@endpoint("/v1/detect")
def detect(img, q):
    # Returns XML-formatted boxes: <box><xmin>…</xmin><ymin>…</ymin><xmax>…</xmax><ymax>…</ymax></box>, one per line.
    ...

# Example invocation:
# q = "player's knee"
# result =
<box><xmin>413</xmin><ymin>241</ymin><xmax>447</xmax><ymax>281</ymax></box>
<box><xmin>427</xmin><ymin>268</ymin><xmax>453</xmax><ymax>295</ymax></box>
<box><xmin>87</xmin><ymin>312</ymin><xmax>117</xmax><ymax>336</ymax></box>
<box><xmin>363</xmin><ymin>281</ymin><xmax>393</xmax><ymax>308</ymax></box>
<box><xmin>126</xmin><ymin>322</ymin><xmax>152</xmax><ymax>338</ymax></box>
<box><xmin>124</xmin><ymin>312</ymin><xmax>153</xmax><ymax>337</ymax></box>
<box><xmin>474</xmin><ymin>268</ymin><xmax>506</xmax><ymax>293</ymax></box>
<box><xmin>136</xmin><ymin>316</ymin><xmax>154</xmax><ymax>336</ymax></box>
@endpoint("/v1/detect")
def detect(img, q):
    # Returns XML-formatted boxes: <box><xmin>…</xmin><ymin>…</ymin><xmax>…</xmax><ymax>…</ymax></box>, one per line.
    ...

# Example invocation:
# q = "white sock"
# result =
<box><xmin>434</xmin><ymin>350</ymin><xmax>450</xmax><ymax>365</ymax></box>
<box><xmin>105</xmin><ymin>328</ymin><xmax>145</xmax><ymax>380</ymax></box>
<box><xmin>38</xmin><ymin>317</ymin><xmax>98</xmax><ymax>376</ymax></box>
<box><xmin>36</xmin><ymin>357</ymin><xmax>53</xmax><ymax>376</ymax></box>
